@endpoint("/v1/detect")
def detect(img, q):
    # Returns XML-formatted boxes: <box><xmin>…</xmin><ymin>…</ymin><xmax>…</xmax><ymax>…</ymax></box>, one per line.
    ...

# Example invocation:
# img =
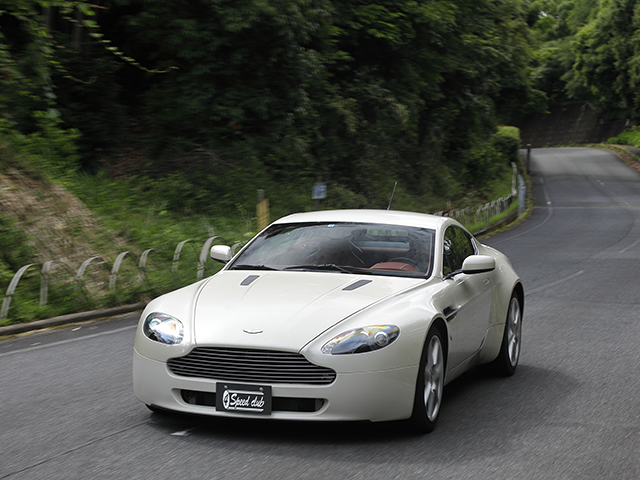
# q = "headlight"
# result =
<box><xmin>143</xmin><ymin>312</ymin><xmax>184</xmax><ymax>345</ymax></box>
<box><xmin>322</xmin><ymin>325</ymin><xmax>399</xmax><ymax>355</ymax></box>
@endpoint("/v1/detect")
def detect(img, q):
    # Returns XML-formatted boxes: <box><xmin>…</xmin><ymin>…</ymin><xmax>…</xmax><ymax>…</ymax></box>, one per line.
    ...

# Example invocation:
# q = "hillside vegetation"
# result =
<box><xmin>0</xmin><ymin>126</ymin><xmax>521</xmax><ymax>325</ymax></box>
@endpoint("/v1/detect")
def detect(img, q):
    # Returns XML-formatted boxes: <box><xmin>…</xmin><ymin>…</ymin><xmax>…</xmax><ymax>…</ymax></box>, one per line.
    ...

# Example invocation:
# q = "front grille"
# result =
<box><xmin>180</xmin><ymin>390</ymin><xmax>324</xmax><ymax>413</ymax></box>
<box><xmin>168</xmin><ymin>347</ymin><xmax>336</xmax><ymax>385</ymax></box>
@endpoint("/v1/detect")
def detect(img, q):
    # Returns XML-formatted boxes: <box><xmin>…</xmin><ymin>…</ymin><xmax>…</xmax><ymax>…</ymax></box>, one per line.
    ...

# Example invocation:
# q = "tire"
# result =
<box><xmin>492</xmin><ymin>292</ymin><xmax>522</xmax><ymax>376</ymax></box>
<box><xmin>409</xmin><ymin>327</ymin><xmax>445</xmax><ymax>433</ymax></box>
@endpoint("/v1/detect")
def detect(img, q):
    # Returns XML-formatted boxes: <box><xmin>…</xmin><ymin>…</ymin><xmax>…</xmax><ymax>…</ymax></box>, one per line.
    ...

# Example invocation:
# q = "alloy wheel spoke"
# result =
<box><xmin>507</xmin><ymin>298</ymin><xmax>521</xmax><ymax>364</ymax></box>
<box><xmin>424</xmin><ymin>335</ymin><xmax>443</xmax><ymax>420</ymax></box>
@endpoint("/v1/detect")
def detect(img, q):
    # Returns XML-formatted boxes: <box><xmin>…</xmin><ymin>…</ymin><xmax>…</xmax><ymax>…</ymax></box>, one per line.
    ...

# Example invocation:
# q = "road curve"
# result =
<box><xmin>1</xmin><ymin>147</ymin><xmax>639</xmax><ymax>480</ymax></box>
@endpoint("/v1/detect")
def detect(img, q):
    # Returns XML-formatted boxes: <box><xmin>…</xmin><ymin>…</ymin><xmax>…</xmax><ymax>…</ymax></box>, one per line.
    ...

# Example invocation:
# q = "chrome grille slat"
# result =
<box><xmin>167</xmin><ymin>347</ymin><xmax>336</xmax><ymax>385</ymax></box>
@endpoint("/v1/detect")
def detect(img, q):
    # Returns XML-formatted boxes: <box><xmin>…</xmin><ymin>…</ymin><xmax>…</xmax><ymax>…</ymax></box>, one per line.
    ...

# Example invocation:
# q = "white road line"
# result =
<box><xmin>620</xmin><ymin>238</ymin><xmax>640</xmax><ymax>253</ymax></box>
<box><xmin>490</xmin><ymin>179</ymin><xmax>554</xmax><ymax>245</ymax></box>
<box><xmin>525</xmin><ymin>270</ymin><xmax>585</xmax><ymax>296</ymax></box>
<box><xmin>0</xmin><ymin>324</ymin><xmax>137</xmax><ymax>358</ymax></box>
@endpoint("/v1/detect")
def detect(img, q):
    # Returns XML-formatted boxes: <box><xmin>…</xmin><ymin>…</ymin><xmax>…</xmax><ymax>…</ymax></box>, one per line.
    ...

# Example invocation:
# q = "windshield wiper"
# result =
<box><xmin>230</xmin><ymin>264</ymin><xmax>278</xmax><ymax>271</ymax></box>
<box><xmin>281</xmin><ymin>263</ymin><xmax>427</xmax><ymax>277</ymax></box>
<box><xmin>283</xmin><ymin>264</ymin><xmax>368</xmax><ymax>274</ymax></box>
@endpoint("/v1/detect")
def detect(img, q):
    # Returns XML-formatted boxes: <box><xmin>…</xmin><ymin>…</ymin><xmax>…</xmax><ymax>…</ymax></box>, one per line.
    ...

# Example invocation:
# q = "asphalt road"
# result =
<box><xmin>1</xmin><ymin>147</ymin><xmax>639</xmax><ymax>480</ymax></box>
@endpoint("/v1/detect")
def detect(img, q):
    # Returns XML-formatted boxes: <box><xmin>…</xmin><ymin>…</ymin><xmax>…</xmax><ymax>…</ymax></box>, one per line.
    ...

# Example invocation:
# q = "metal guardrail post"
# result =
<box><xmin>197</xmin><ymin>236</ymin><xmax>219</xmax><ymax>280</ymax></box>
<box><xmin>138</xmin><ymin>248</ymin><xmax>157</xmax><ymax>281</ymax></box>
<box><xmin>75</xmin><ymin>256</ymin><xmax>103</xmax><ymax>292</ymax></box>
<box><xmin>109</xmin><ymin>251</ymin><xmax>132</xmax><ymax>291</ymax></box>
<box><xmin>231</xmin><ymin>242</ymin><xmax>243</xmax><ymax>256</ymax></box>
<box><xmin>40</xmin><ymin>261</ymin><xmax>54</xmax><ymax>308</ymax></box>
<box><xmin>518</xmin><ymin>174</ymin><xmax>526</xmax><ymax>217</ymax></box>
<box><xmin>172</xmin><ymin>240</ymin><xmax>193</xmax><ymax>274</ymax></box>
<box><xmin>1</xmin><ymin>264</ymin><xmax>36</xmax><ymax>320</ymax></box>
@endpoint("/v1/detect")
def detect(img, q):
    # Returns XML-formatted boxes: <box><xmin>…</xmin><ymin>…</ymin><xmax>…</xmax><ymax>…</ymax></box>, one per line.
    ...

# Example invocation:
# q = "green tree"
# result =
<box><xmin>312</xmin><ymin>0</ymin><xmax>540</xmax><ymax>197</ymax></box>
<box><xmin>526</xmin><ymin>0</ymin><xmax>600</xmax><ymax>104</ymax></box>
<box><xmin>112</xmin><ymin>0</ymin><xmax>330</xmax><ymax>155</ymax></box>
<box><xmin>571</xmin><ymin>0</ymin><xmax>639</xmax><ymax>117</ymax></box>
<box><xmin>0</xmin><ymin>0</ymin><xmax>56</xmax><ymax>132</ymax></box>
<box><xmin>0</xmin><ymin>0</ymin><xmax>100</xmax><ymax>174</ymax></box>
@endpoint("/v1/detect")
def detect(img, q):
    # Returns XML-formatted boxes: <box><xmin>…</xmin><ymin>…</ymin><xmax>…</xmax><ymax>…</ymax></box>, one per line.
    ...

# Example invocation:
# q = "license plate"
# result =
<box><xmin>216</xmin><ymin>383</ymin><xmax>272</xmax><ymax>415</ymax></box>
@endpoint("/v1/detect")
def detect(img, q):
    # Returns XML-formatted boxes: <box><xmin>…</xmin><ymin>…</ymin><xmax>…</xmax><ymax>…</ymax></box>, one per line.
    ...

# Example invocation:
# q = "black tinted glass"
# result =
<box><xmin>231</xmin><ymin>222</ymin><xmax>435</xmax><ymax>278</ymax></box>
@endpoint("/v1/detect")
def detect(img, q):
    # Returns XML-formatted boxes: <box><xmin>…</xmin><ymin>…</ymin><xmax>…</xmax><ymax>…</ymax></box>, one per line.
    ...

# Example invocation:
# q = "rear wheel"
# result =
<box><xmin>492</xmin><ymin>292</ymin><xmax>522</xmax><ymax>376</ymax></box>
<box><xmin>410</xmin><ymin>327</ymin><xmax>445</xmax><ymax>433</ymax></box>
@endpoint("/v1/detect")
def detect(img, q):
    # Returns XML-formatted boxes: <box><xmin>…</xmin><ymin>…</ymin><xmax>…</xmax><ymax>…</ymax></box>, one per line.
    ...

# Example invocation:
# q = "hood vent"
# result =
<box><xmin>342</xmin><ymin>279</ymin><xmax>372</xmax><ymax>291</ymax></box>
<box><xmin>240</xmin><ymin>275</ymin><xmax>260</xmax><ymax>286</ymax></box>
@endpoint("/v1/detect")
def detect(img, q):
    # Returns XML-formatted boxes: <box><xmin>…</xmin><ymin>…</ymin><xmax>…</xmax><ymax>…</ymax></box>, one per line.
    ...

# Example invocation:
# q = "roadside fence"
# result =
<box><xmin>435</xmin><ymin>162</ymin><xmax>526</xmax><ymax>230</ymax></box>
<box><xmin>0</xmin><ymin>236</ymin><xmax>244</xmax><ymax>321</ymax></box>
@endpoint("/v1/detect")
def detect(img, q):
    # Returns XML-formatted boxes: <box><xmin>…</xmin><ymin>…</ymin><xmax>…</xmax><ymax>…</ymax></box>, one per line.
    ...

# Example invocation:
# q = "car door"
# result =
<box><xmin>442</xmin><ymin>226</ymin><xmax>494</xmax><ymax>368</ymax></box>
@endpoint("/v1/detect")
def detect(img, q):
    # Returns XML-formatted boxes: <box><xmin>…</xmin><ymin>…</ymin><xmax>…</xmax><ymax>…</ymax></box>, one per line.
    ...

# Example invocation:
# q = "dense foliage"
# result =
<box><xmin>527</xmin><ymin>0</ymin><xmax>640</xmax><ymax>122</ymax></box>
<box><xmin>609</xmin><ymin>126</ymin><xmax>640</xmax><ymax>146</ymax></box>
<box><xmin>1</xmin><ymin>0</ymin><xmax>544</xmax><ymax>215</ymax></box>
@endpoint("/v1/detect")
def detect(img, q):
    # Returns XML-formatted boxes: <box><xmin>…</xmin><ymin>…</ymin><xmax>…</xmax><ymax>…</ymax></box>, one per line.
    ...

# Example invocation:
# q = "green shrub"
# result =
<box><xmin>322</xmin><ymin>184</ymin><xmax>370</xmax><ymax>210</ymax></box>
<box><xmin>608</xmin><ymin>128</ymin><xmax>640</xmax><ymax>147</ymax></box>
<box><xmin>458</xmin><ymin>126</ymin><xmax>520</xmax><ymax>194</ymax></box>
<box><xmin>461</xmin><ymin>139</ymin><xmax>504</xmax><ymax>192</ymax></box>
<box><xmin>492</xmin><ymin>126</ymin><xmax>521</xmax><ymax>164</ymax></box>
<box><xmin>1</xmin><ymin>112</ymin><xmax>81</xmax><ymax>178</ymax></box>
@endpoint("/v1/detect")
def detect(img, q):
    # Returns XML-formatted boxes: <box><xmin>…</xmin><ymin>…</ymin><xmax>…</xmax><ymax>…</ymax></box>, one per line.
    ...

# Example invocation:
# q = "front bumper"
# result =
<box><xmin>133</xmin><ymin>348</ymin><xmax>418</xmax><ymax>423</ymax></box>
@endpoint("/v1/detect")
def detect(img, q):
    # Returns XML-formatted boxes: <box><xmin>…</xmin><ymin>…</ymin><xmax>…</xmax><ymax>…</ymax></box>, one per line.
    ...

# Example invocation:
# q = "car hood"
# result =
<box><xmin>193</xmin><ymin>270</ymin><xmax>425</xmax><ymax>351</ymax></box>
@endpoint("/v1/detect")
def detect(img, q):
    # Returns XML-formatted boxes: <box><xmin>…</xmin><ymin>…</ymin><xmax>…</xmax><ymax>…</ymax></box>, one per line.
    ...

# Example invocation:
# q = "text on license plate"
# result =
<box><xmin>216</xmin><ymin>383</ymin><xmax>272</xmax><ymax>415</ymax></box>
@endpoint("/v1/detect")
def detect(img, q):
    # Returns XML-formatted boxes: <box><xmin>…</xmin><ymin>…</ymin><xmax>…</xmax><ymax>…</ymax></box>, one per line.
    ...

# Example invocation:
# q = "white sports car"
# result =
<box><xmin>133</xmin><ymin>209</ymin><xmax>523</xmax><ymax>432</ymax></box>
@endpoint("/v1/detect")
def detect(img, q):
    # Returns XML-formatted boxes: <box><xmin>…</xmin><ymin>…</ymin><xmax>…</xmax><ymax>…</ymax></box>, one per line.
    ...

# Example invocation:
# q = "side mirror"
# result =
<box><xmin>210</xmin><ymin>245</ymin><xmax>232</xmax><ymax>264</ymax></box>
<box><xmin>462</xmin><ymin>255</ymin><xmax>495</xmax><ymax>274</ymax></box>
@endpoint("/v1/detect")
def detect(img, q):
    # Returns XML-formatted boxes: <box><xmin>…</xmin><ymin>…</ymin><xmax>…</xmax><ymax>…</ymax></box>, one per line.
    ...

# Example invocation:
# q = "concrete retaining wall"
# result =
<box><xmin>514</xmin><ymin>102</ymin><xmax>628</xmax><ymax>148</ymax></box>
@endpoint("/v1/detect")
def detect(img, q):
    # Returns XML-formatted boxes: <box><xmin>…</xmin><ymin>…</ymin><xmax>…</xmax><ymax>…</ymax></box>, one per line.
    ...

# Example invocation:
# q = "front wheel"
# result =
<box><xmin>409</xmin><ymin>327</ymin><xmax>445</xmax><ymax>433</ymax></box>
<box><xmin>492</xmin><ymin>292</ymin><xmax>522</xmax><ymax>376</ymax></box>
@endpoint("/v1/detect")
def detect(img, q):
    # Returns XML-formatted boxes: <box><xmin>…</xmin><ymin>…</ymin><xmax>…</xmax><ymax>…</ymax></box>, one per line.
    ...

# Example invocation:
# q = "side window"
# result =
<box><xmin>443</xmin><ymin>226</ymin><xmax>475</xmax><ymax>276</ymax></box>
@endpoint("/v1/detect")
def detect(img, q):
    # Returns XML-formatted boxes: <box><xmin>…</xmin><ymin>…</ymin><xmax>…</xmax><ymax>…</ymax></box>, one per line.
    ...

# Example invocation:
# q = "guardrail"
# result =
<box><xmin>0</xmin><ymin>236</ymin><xmax>243</xmax><ymax>321</ymax></box>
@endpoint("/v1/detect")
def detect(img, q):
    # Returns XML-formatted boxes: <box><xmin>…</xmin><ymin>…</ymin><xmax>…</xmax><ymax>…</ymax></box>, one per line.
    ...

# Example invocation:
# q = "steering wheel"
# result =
<box><xmin>388</xmin><ymin>257</ymin><xmax>424</xmax><ymax>272</ymax></box>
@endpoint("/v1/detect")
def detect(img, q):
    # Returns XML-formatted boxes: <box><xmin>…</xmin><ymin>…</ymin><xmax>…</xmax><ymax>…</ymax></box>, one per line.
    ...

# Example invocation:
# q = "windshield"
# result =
<box><xmin>230</xmin><ymin>222</ymin><xmax>435</xmax><ymax>278</ymax></box>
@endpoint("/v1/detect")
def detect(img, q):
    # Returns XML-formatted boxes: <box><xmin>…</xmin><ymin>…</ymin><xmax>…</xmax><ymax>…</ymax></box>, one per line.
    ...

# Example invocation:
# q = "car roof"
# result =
<box><xmin>273</xmin><ymin>209</ymin><xmax>450</xmax><ymax>231</ymax></box>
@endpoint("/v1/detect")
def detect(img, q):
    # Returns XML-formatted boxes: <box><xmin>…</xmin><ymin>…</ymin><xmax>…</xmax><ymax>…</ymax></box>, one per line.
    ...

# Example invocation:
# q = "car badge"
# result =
<box><xmin>243</xmin><ymin>329</ymin><xmax>264</xmax><ymax>334</ymax></box>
